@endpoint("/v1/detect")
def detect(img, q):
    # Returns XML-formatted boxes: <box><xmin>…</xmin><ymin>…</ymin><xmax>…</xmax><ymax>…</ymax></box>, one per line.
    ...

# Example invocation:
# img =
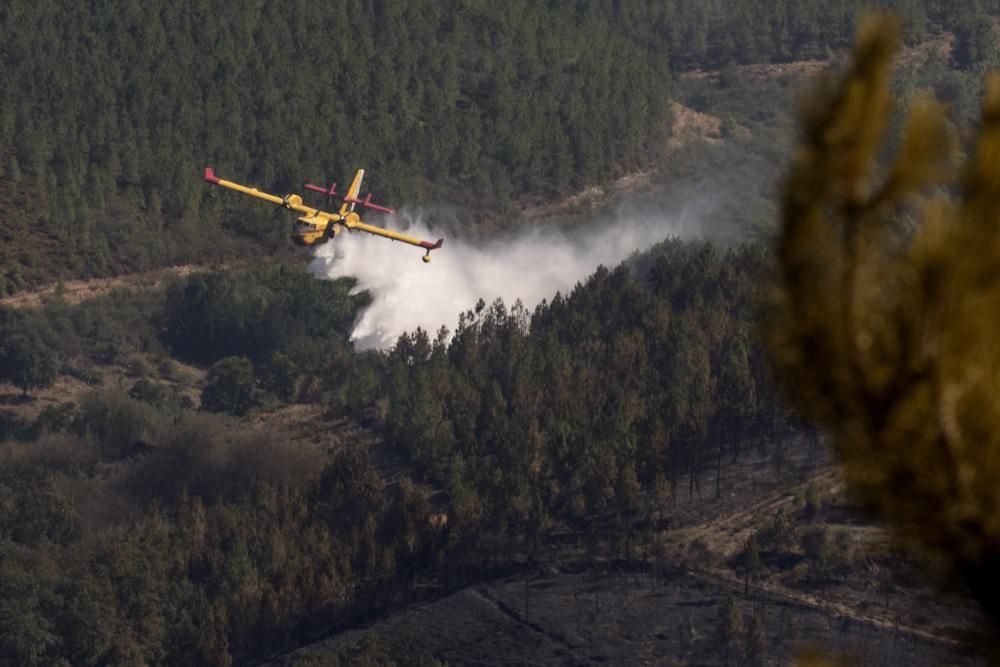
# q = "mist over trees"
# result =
<box><xmin>328</xmin><ymin>240</ymin><xmax>782</xmax><ymax>566</ymax></box>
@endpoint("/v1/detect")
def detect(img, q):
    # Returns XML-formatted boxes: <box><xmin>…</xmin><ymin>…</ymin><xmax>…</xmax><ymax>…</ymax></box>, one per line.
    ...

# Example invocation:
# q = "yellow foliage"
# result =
<box><xmin>767</xmin><ymin>12</ymin><xmax>1000</xmax><ymax>622</ymax></box>
<box><xmin>793</xmin><ymin>646</ymin><xmax>853</xmax><ymax>667</ymax></box>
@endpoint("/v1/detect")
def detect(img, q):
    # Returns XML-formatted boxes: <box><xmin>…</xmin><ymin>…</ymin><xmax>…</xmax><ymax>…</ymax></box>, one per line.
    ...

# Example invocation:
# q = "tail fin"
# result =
<box><xmin>340</xmin><ymin>169</ymin><xmax>365</xmax><ymax>216</ymax></box>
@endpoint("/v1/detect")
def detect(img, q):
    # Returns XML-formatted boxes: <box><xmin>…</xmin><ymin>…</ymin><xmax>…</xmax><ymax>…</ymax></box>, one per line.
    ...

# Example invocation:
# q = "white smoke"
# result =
<box><xmin>308</xmin><ymin>203</ymin><xmax>706</xmax><ymax>350</ymax></box>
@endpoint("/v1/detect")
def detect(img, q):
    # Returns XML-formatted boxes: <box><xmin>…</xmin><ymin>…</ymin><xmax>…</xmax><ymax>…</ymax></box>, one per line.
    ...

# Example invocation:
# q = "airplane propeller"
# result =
<box><xmin>278</xmin><ymin>193</ymin><xmax>303</xmax><ymax>209</ymax></box>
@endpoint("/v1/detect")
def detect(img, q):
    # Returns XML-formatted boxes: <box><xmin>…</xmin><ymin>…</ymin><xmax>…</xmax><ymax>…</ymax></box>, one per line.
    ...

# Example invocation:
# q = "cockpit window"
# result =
<box><xmin>293</xmin><ymin>221</ymin><xmax>314</xmax><ymax>232</ymax></box>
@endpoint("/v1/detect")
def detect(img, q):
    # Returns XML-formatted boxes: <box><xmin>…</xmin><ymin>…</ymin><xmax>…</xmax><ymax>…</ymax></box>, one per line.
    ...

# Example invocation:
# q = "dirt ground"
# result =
<box><xmin>274</xmin><ymin>566</ymin><xmax>977</xmax><ymax>666</ymax></box>
<box><xmin>0</xmin><ymin>263</ymin><xmax>214</xmax><ymax>309</ymax></box>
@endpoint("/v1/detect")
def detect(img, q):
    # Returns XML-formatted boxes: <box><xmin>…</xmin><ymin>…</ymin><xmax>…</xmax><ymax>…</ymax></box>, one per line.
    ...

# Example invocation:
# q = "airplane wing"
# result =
<box><xmin>345</xmin><ymin>218</ymin><xmax>443</xmax><ymax>261</ymax></box>
<box><xmin>339</xmin><ymin>169</ymin><xmax>365</xmax><ymax>216</ymax></box>
<box><xmin>335</xmin><ymin>168</ymin><xmax>442</xmax><ymax>260</ymax></box>
<box><xmin>204</xmin><ymin>167</ymin><xmax>330</xmax><ymax>220</ymax></box>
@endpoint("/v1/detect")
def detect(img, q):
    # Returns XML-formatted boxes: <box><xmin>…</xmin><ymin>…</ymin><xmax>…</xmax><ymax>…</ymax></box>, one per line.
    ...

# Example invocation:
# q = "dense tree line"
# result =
<box><xmin>326</xmin><ymin>240</ymin><xmax>785</xmax><ymax>566</ymax></box>
<box><xmin>0</xmin><ymin>239</ymin><xmax>799</xmax><ymax>663</ymax></box>
<box><xmin>2</xmin><ymin>1</ymin><xmax>999</xmax><ymax>287</ymax></box>
<box><xmin>160</xmin><ymin>264</ymin><xmax>366</xmax><ymax>365</ymax></box>
<box><xmin>0</xmin><ymin>0</ymin><xmax>674</xmax><ymax>285</ymax></box>
<box><xmin>669</xmin><ymin>0</ymin><xmax>1000</xmax><ymax>66</ymax></box>
<box><xmin>0</xmin><ymin>401</ymin><xmax>444</xmax><ymax>665</ymax></box>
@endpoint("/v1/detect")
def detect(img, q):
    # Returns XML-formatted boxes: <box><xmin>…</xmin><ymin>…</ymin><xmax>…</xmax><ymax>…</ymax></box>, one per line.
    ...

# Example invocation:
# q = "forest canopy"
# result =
<box><xmin>2</xmin><ymin>0</ymin><xmax>999</xmax><ymax>286</ymax></box>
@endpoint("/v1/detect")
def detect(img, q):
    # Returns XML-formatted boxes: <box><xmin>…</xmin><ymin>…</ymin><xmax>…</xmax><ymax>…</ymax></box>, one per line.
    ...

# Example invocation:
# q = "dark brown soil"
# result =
<box><xmin>273</xmin><ymin>566</ymin><xmax>976</xmax><ymax>666</ymax></box>
<box><xmin>266</xmin><ymin>435</ymin><xmax>986</xmax><ymax>666</ymax></box>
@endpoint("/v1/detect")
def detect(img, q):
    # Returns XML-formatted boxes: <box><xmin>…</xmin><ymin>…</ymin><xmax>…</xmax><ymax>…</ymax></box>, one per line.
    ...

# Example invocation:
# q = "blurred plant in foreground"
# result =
<box><xmin>766</xmin><ymin>12</ymin><xmax>1000</xmax><ymax>629</ymax></box>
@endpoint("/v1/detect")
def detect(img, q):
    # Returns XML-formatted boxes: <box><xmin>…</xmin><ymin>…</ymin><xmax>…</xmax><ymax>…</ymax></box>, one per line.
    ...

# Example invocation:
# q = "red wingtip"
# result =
<box><xmin>419</xmin><ymin>238</ymin><xmax>444</xmax><ymax>250</ymax></box>
<box><xmin>204</xmin><ymin>167</ymin><xmax>220</xmax><ymax>184</ymax></box>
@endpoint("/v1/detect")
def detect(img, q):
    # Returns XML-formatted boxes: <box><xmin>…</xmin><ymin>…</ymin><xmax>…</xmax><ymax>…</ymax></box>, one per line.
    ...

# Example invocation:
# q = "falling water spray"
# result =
<box><xmin>308</xmin><ymin>205</ymin><xmax>706</xmax><ymax>350</ymax></box>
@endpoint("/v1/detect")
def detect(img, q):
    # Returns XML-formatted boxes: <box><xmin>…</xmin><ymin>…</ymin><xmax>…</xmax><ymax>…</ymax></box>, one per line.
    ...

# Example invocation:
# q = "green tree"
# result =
<box><xmin>201</xmin><ymin>356</ymin><xmax>257</xmax><ymax>416</ymax></box>
<box><xmin>759</xmin><ymin>507</ymin><xmax>794</xmax><ymax>553</ymax></box>
<box><xmin>953</xmin><ymin>14</ymin><xmax>998</xmax><ymax>71</ymax></box>
<box><xmin>0</xmin><ymin>550</ymin><xmax>63</xmax><ymax>666</ymax></box>
<box><xmin>129</xmin><ymin>378</ymin><xmax>165</xmax><ymax>406</ymax></box>
<box><xmin>0</xmin><ymin>330</ymin><xmax>57</xmax><ymax>397</ymax></box>
<box><xmin>718</xmin><ymin>594</ymin><xmax>744</xmax><ymax>667</ymax></box>
<box><xmin>745</xmin><ymin>612</ymin><xmax>767</xmax><ymax>667</ymax></box>
<box><xmin>258</xmin><ymin>351</ymin><xmax>297</xmax><ymax>403</ymax></box>
<box><xmin>799</xmin><ymin>525</ymin><xmax>832</xmax><ymax>580</ymax></box>
<box><xmin>74</xmin><ymin>390</ymin><xmax>157</xmax><ymax>460</ymax></box>
<box><xmin>744</xmin><ymin>532</ymin><xmax>762</xmax><ymax>594</ymax></box>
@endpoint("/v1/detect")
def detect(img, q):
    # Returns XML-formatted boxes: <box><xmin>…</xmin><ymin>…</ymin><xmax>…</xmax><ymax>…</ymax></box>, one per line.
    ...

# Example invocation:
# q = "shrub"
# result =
<box><xmin>0</xmin><ymin>330</ymin><xmax>58</xmax><ymax>396</ymax></box>
<box><xmin>129</xmin><ymin>378</ymin><xmax>166</xmax><ymax>407</ymax></box>
<box><xmin>30</xmin><ymin>402</ymin><xmax>76</xmax><ymax>438</ymax></box>
<box><xmin>200</xmin><ymin>356</ymin><xmax>257</xmax><ymax>416</ymax></box>
<box><xmin>74</xmin><ymin>390</ymin><xmax>159</xmax><ymax>460</ymax></box>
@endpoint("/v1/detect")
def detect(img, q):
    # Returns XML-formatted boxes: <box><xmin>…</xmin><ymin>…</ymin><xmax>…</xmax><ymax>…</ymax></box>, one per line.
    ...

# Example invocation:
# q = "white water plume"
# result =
<box><xmin>308</xmin><ymin>204</ymin><xmax>706</xmax><ymax>350</ymax></box>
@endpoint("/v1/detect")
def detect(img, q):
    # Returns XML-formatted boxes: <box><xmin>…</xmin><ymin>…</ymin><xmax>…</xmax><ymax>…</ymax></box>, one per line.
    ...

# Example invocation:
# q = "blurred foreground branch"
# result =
<box><xmin>766</xmin><ymin>12</ymin><xmax>1000</xmax><ymax>627</ymax></box>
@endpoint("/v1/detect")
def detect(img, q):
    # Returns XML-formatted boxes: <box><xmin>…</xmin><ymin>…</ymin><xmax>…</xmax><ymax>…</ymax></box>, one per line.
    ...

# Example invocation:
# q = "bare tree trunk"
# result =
<box><xmin>694</xmin><ymin>451</ymin><xmax>703</xmax><ymax>502</ymax></box>
<box><xmin>716</xmin><ymin>436</ymin><xmax>724</xmax><ymax>499</ymax></box>
<box><xmin>732</xmin><ymin>418</ymin><xmax>744</xmax><ymax>463</ymax></box>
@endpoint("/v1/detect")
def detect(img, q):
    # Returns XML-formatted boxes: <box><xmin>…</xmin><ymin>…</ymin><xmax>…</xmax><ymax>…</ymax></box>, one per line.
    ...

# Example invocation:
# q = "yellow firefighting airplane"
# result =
<box><xmin>204</xmin><ymin>167</ymin><xmax>443</xmax><ymax>262</ymax></box>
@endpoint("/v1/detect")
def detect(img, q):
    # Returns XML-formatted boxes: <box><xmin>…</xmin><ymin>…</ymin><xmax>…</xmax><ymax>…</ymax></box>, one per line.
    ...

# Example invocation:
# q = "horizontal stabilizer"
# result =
<box><xmin>342</xmin><ymin>193</ymin><xmax>395</xmax><ymax>215</ymax></box>
<box><xmin>304</xmin><ymin>182</ymin><xmax>338</xmax><ymax>197</ymax></box>
<box><xmin>304</xmin><ymin>181</ymin><xmax>394</xmax><ymax>214</ymax></box>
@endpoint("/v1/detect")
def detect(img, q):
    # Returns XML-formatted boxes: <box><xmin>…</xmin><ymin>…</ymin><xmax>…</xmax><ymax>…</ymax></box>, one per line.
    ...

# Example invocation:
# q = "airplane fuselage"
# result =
<box><xmin>292</xmin><ymin>222</ymin><xmax>328</xmax><ymax>246</ymax></box>
<box><xmin>292</xmin><ymin>213</ymin><xmax>353</xmax><ymax>246</ymax></box>
<box><xmin>291</xmin><ymin>218</ymin><xmax>328</xmax><ymax>245</ymax></box>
